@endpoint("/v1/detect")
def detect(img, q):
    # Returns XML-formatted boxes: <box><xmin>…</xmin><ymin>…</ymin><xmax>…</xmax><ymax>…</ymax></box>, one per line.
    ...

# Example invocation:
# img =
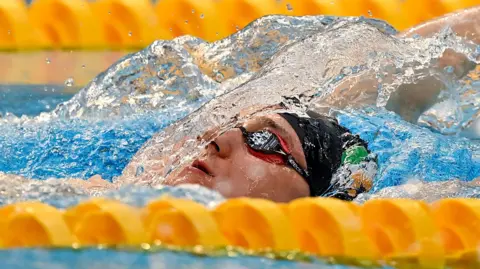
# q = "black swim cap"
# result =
<box><xmin>279</xmin><ymin>112</ymin><xmax>370</xmax><ymax>197</ymax></box>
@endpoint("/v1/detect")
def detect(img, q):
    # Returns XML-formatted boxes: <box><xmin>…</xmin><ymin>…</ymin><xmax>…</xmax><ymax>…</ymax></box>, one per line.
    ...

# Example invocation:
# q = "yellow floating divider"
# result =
<box><xmin>3</xmin><ymin>197</ymin><xmax>480</xmax><ymax>268</ymax></box>
<box><xmin>29</xmin><ymin>0</ymin><xmax>103</xmax><ymax>49</ymax></box>
<box><xmin>154</xmin><ymin>0</ymin><xmax>231</xmax><ymax>42</ymax></box>
<box><xmin>0</xmin><ymin>202</ymin><xmax>72</xmax><ymax>248</ymax></box>
<box><xmin>281</xmin><ymin>0</ymin><xmax>352</xmax><ymax>17</ymax></box>
<box><xmin>0</xmin><ymin>0</ymin><xmax>50</xmax><ymax>50</ymax></box>
<box><xmin>214</xmin><ymin>0</ymin><xmax>285</xmax><ymax>38</ymax></box>
<box><xmin>0</xmin><ymin>0</ymin><xmax>478</xmax><ymax>49</ymax></box>
<box><xmin>90</xmin><ymin>0</ymin><xmax>172</xmax><ymax>49</ymax></box>
<box><xmin>400</xmin><ymin>0</ymin><xmax>449</xmax><ymax>25</ymax></box>
<box><xmin>430</xmin><ymin>199</ymin><xmax>480</xmax><ymax>255</ymax></box>
<box><xmin>143</xmin><ymin>197</ymin><xmax>226</xmax><ymax>246</ymax></box>
<box><xmin>288</xmin><ymin>198</ymin><xmax>378</xmax><ymax>258</ymax></box>
<box><xmin>213</xmin><ymin>198</ymin><xmax>297</xmax><ymax>250</ymax></box>
<box><xmin>361</xmin><ymin>199</ymin><xmax>445</xmax><ymax>268</ymax></box>
<box><xmin>441</xmin><ymin>0</ymin><xmax>480</xmax><ymax>12</ymax></box>
<box><xmin>64</xmin><ymin>198</ymin><xmax>146</xmax><ymax>245</ymax></box>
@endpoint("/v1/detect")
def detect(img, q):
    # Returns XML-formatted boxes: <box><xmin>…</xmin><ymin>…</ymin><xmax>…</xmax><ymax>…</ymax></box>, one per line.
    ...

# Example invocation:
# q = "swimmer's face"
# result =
<box><xmin>164</xmin><ymin>114</ymin><xmax>310</xmax><ymax>202</ymax></box>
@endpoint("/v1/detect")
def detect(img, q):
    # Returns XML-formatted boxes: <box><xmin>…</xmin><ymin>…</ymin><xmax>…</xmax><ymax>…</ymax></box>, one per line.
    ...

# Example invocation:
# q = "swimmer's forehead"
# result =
<box><xmin>244</xmin><ymin>116</ymin><xmax>287</xmax><ymax>133</ymax></box>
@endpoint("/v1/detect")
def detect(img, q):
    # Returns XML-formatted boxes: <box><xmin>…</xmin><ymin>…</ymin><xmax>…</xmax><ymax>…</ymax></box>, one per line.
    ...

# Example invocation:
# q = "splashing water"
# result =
<box><xmin>1</xmin><ymin>14</ymin><xmax>479</xmax><ymax>203</ymax></box>
<box><xmin>0</xmin><ymin>13</ymin><xmax>480</xmax><ymax>269</ymax></box>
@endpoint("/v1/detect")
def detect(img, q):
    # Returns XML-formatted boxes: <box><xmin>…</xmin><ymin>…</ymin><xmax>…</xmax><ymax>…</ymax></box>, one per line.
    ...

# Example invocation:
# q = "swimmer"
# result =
<box><xmin>5</xmin><ymin>6</ymin><xmax>480</xmax><ymax>203</ymax></box>
<box><xmin>73</xmin><ymin>6</ymin><xmax>480</xmax><ymax>202</ymax></box>
<box><xmin>161</xmin><ymin>111</ymin><xmax>376</xmax><ymax>202</ymax></box>
<box><xmin>74</xmin><ymin>108</ymin><xmax>376</xmax><ymax>203</ymax></box>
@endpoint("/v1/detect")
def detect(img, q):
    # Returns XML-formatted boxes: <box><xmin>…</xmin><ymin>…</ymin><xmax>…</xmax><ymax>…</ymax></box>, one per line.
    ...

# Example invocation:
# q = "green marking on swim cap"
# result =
<box><xmin>341</xmin><ymin>145</ymin><xmax>369</xmax><ymax>165</ymax></box>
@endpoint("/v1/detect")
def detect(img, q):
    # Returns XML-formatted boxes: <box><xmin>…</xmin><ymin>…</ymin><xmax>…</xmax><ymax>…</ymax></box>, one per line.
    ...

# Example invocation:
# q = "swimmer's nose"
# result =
<box><xmin>210</xmin><ymin>128</ymin><xmax>243</xmax><ymax>159</ymax></box>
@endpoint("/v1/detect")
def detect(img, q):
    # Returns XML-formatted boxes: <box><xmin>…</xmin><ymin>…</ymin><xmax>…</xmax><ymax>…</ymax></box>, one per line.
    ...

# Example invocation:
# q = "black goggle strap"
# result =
<box><xmin>286</xmin><ymin>154</ymin><xmax>309</xmax><ymax>179</ymax></box>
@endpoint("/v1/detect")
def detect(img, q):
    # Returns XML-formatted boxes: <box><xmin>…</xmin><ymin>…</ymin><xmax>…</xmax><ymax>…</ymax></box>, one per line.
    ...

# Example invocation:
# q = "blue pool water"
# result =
<box><xmin>0</xmin><ymin>85</ymin><xmax>75</xmax><ymax>117</ymax></box>
<box><xmin>1</xmin><ymin>86</ymin><xmax>478</xmax><ymax>189</ymax></box>
<box><xmin>4</xmin><ymin>84</ymin><xmax>478</xmax><ymax>269</ymax></box>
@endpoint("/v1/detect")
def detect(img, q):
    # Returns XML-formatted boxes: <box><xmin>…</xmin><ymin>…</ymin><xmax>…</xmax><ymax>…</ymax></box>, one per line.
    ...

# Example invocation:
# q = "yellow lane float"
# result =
<box><xmin>0</xmin><ymin>0</ymin><xmax>49</xmax><ymax>50</ymax></box>
<box><xmin>0</xmin><ymin>0</ymin><xmax>477</xmax><ymax>49</ymax></box>
<box><xmin>29</xmin><ymin>0</ymin><xmax>103</xmax><ymax>49</ymax></box>
<box><xmin>0</xmin><ymin>202</ymin><xmax>72</xmax><ymax>248</ymax></box>
<box><xmin>0</xmin><ymin>197</ymin><xmax>479</xmax><ymax>268</ymax></box>
<box><xmin>143</xmin><ymin>197</ymin><xmax>226</xmax><ymax>246</ymax></box>
<box><xmin>288</xmin><ymin>197</ymin><xmax>378</xmax><ymax>258</ymax></box>
<box><xmin>90</xmin><ymin>0</ymin><xmax>172</xmax><ymax>49</ymax></box>
<box><xmin>154</xmin><ymin>0</ymin><xmax>228</xmax><ymax>42</ymax></box>
<box><xmin>64</xmin><ymin>198</ymin><xmax>146</xmax><ymax>245</ymax></box>
<box><xmin>361</xmin><ymin>199</ymin><xmax>445</xmax><ymax>268</ymax></box>
<box><xmin>214</xmin><ymin>198</ymin><xmax>297</xmax><ymax>250</ymax></box>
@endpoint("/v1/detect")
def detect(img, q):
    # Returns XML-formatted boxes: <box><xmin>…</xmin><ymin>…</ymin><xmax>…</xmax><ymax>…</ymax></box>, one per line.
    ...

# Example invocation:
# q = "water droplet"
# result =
<box><xmin>169</xmin><ymin>27</ymin><xmax>173</xmax><ymax>32</ymax></box>
<box><xmin>108</xmin><ymin>11</ymin><xmax>111</xmax><ymax>15</ymax></box>
<box><xmin>64</xmin><ymin>77</ymin><xmax>74</xmax><ymax>87</ymax></box>
<box><xmin>444</xmin><ymin>66</ymin><xmax>455</xmax><ymax>74</ymax></box>
<box><xmin>330</xmin><ymin>0</ymin><xmax>334</xmax><ymax>4</ymax></box>
<box><xmin>135</xmin><ymin>165</ymin><xmax>145</xmax><ymax>176</ymax></box>
<box><xmin>216</xmin><ymin>32</ymin><xmax>219</xmax><ymax>36</ymax></box>
<box><xmin>81</xmin><ymin>64</ymin><xmax>86</xmax><ymax>69</ymax></box>
<box><xmin>368</xmin><ymin>10</ymin><xmax>372</xmax><ymax>17</ymax></box>
<box><xmin>286</xmin><ymin>3</ymin><xmax>293</xmax><ymax>11</ymax></box>
<box><xmin>191</xmin><ymin>9</ymin><xmax>195</xmax><ymax>13</ymax></box>
<box><xmin>45</xmin><ymin>58</ymin><xmax>51</xmax><ymax>64</ymax></box>
<box><xmin>128</xmin><ymin>31</ymin><xmax>132</xmax><ymax>37</ymax></box>
<box><xmin>7</xmin><ymin>30</ymin><xmax>11</xmax><ymax>35</ymax></box>
<box><xmin>185</xmin><ymin>20</ymin><xmax>189</xmax><ymax>24</ymax></box>
<box><xmin>200</xmin><ymin>13</ymin><xmax>204</xmax><ymax>19</ymax></box>
<box><xmin>235</xmin><ymin>25</ymin><xmax>240</xmax><ymax>31</ymax></box>
<box><xmin>215</xmin><ymin>72</ymin><xmax>224</xmax><ymax>81</ymax></box>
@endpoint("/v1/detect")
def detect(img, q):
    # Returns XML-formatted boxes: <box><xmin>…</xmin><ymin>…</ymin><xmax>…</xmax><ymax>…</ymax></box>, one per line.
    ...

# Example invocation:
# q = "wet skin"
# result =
<box><xmin>162</xmin><ymin>114</ymin><xmax>310</xmax><ymax>203</ymax></box>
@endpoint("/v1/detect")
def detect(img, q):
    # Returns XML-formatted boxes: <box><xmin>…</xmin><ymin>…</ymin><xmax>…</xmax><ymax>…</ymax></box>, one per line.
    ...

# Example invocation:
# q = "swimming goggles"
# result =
<box><xmin>238</xmin><ymin>126</ymin><xmax>309</xmax><ymax>179</ymax></box>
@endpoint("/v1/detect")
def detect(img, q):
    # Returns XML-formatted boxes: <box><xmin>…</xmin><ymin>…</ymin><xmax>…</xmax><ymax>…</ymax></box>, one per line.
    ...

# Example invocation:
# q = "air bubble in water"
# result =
<box><xmin>191</xmin><ymin>9</ymin><xmax>195</xmax><ymax>13</ymax></box>
<box><xmin>64</xmin><ymin>77</ymin><xmax>74</xmax><ymax>87</ymax></box>
<box><xmin>185</xmin><ymin>20</ymin><xmax>189</xmax><ymax>24</ymax></box>
<box><xmin>81</xmin><ymin>64</ymin><xmax>86</xmax><ymax>69</ymax></box>
<box><xmin>368</xmin><ymin>10</ymin><xmax>373</xmax><ymax>17</ymax></box>
<box><xmin>200</xmin><ymin>13</ymin><xmax>204</xmax><ymax>19</ymax></box>
<box><xmin>286</xmin><ymin>3</ymin><xmax>293</xmax><ymax>11</ymax></box>
<box><xmin>128</xmin><ymin>31</ymin><xmax>132</xmax><ymax>37</ymax></box>
<box><xmin>45</xmin><ymin>58</ymin><xmax>51</xmax><ymax>64</ymax></box>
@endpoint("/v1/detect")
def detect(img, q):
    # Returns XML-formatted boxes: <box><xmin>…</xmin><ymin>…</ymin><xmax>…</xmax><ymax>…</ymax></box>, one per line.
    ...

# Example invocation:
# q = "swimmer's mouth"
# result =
<box><xmin>192</xmin><ymin>160</ymin><xmax>213</xmax><ymax>177</ymax></box>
